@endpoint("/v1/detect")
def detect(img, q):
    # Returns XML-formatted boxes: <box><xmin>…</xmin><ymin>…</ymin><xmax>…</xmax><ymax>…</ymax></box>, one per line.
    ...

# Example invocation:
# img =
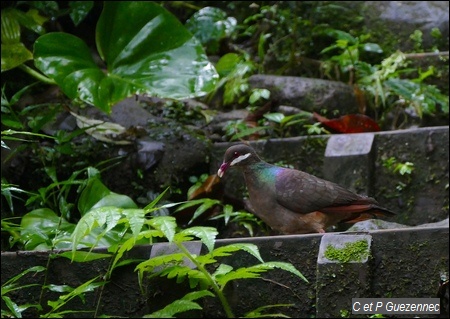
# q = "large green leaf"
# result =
<box><xmin>34</xmin><ymin>1</ymin><xmax>218</xmax><ymax>113</ymax></box>
<box><xmin>185</xmin><ymin>6</ymin><xmax>237</xmax><ymax>54</ymax></box>
<box><xmin>20</xmin><ymin>208</ymin><xmax>75</xmax><ymax>250</ymax></box>
<box><xmin>78</xmin><ymin>177</ymin><xmax>137</xmax><ymax>215</ymax></box>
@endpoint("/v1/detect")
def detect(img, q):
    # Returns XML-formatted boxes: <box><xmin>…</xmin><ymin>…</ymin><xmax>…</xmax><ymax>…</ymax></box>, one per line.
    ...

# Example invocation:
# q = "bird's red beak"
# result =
<box><xmin>217</xmin><ymin>162</ymin><xmax>229</xmax><ymax>178</ymax></box>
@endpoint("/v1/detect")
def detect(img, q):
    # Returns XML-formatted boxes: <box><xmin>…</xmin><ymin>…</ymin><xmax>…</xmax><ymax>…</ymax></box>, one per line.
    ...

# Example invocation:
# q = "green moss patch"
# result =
<box><xmin>324</xmin><ymin>240</ymin><xmax>370</xmax><ymax>263</ymax></box>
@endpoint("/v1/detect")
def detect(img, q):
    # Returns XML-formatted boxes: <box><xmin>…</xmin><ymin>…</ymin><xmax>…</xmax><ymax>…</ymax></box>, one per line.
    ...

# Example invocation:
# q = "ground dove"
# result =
<box><xmin>217</xmin><ymin>143</ymin><xmax>396</xmax><ymax>234</ymax></box>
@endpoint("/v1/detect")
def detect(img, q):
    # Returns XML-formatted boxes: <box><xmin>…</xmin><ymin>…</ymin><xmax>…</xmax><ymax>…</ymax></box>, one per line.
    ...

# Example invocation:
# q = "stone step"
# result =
<box><xmin>1</xmin><ymin>225</ymin><xmax>447</xmax><ymax>317</ymax></box>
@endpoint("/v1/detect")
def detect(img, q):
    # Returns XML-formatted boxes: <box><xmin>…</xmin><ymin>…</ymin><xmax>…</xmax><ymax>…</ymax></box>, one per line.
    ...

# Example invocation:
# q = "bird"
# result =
<box><xmin>217</xmin><ymin>143</ymin><xmax>396</xmax><ymax>234</ymax></box>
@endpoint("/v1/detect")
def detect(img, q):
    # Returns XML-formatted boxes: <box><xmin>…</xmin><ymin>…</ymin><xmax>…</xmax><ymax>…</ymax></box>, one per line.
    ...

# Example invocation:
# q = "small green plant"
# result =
<box><xmin>263</xmin><ymin>111</ymin><xmax>330</xmax><ymax>138</ymax></box>
<box><xmin>382</xmin><ymin>156</ymin><xmax>414</xmax><ymax>191</ymax></box>
<box><xmin>223</xmin><ymin>110</ymin><xmax>329</xmax><ymax>141</ymax></box>
<box><xmin>223</xmin><ymin>119</ymin><xmax>268</xmax><ymax>141</ymax></box>
<box><xmin>174</xmin><ymin>197</ymin><xmax>268</xmax><ymax>237</ymax></box>
<box><xmin>134</xmin><ymin>216</ymin><xmax>308</xmax><ymax>318</ymax></box>
<box><xmin>207</xmin><ymin>52</ymin><xmax>258</xmax><ymax>107</ymax></box>
<box><xmin>339</xmin><ymin>308</ymin><xmax>350</xmax><ymax>318</ymax></box>
<box><xmin>210</xmin><ymin>209</ymin><xmax>268</xmax><ymax>237</ymax></box>
<box><xmin>320</xmin><ymin>29</ymin><xmax>383</xmax><ymax>83</ymax></box>
<box><xmin>382</xmin><ymin>157</ymin><xmax>414</xmax><ymax>175</ymax></box>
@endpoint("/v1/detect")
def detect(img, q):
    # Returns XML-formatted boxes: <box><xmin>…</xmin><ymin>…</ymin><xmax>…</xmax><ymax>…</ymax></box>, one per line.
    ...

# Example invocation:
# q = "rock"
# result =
<box><xmin>347</xmin><ymin>217</ymin><xmax>449</xmax><ymax>231</ymax></box>
<box><xmin>360</xmin><ymin>1</ymin><xmax>449</xmax><ymax>51</ymax></box>
<box><xmin>248</xmin><ymin>74</ymin><xmax>358</xmax><ymax>115</ymax></box>
<box><xmin>347</xmin><ymin>219</ymin><xmax>411</xmax><ymax>231</ymax></box>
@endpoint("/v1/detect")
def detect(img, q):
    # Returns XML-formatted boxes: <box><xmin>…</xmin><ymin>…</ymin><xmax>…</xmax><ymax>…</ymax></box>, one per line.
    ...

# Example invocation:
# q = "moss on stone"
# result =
<box><xmin>324</xmin><ymin>240</ymin><xmax>370</xmax><ymax>263</ymax></box>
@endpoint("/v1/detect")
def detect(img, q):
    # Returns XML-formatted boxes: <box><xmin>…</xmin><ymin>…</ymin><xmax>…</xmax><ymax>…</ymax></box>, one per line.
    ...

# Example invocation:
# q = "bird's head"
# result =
<box><xmin>217</xmin><ymin>144</ymin><xmax>259</xmax><ymax>178</ymax></box>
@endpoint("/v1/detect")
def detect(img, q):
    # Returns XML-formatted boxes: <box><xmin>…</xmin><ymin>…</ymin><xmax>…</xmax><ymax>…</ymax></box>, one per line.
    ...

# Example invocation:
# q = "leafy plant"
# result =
<box><xmin>1</xmin><ymin>5</ymin><xmax>47</xmax><ymax>74</ymax></box>
<box><xmin>68</xmin><ymin>177</ymin><xmax>306</xmax><ymax>317</ymax></box>
<box><xmin>1</xmin><ymin>1</ymin><xmax>94</xmax><ymax>84</ymax></box>
<box><xmin>223</xmin><ymin>110</ymin><xmax>330</xmax><ymax>141</ymax></box>
<box><xmin>1</xmin><ymin>266</ymin><xmax>45</xmax><ymax>318</ymax></box>
<box><xmin>237</xmin><ymin>3</ymin><xmax>312</xmax><ymax>74</ymax></box>
<box><xmin>144</xmin><ymin>290</ymin><xmax>215</xmax><ymax>318</ymax></box>
<box><xmin>2</xmin><ymin>1</ymin><xmax>218</xmax><ymax>113</ymax></box>
<box><xmin>135</xmin><ymin>217</ymin><xmax>308</xmax><ymax>318</ymax></box>
<box><xmin>223</xmin><ymin>119</ymin><xmax>268</xmax><ymax>142</ymax></box>
<box><xmin>320</xmin><ymin>29</ymin><xmax>383</xmax><ymax>81</ymax></box>
<box><xmin>382</xmin><ymin>156</ymin><xmax>414</xmax><ymax>176</ymax></box>
<box><xmin>17</xmin><ymin>167</ymin><xmax>143</xmax><ymax>251</ymax></box>
<box><xmin>207</xmin><ymin>52</ymin><xmax>257</xmax><ymax>107</ymax></box>
<box><xmin>175</xmin><ymin>197</ymin><xmax>267</xmax><ymax>237</ymax></box>
<box><xmin>263</xmin><ymin>111</ymin><xmax>326</xmax><ymax>138</ymax></box>
<box><xmin>3</xmin><ymin>162</ymin><xmax>308</xmax><ymax>317</ymax></box>
<box><xmin>41</xmin><ymin>275</ymin><xmax>106</xmax><ymax>318</ymax></box>
<box><xmin>209</xmin><ymin>209</ymin><xmax>268</xmax><ymax>237</ymax></box>
<box><xmin>185</xmin><ymin>6</ymin><xmax>237</xmax><ymax>55</ymax></box>
<box><xmin>382</xmin><ymin>156</ymin><xmax>414</xmax><ymax>192</ymax></box>
<box><xmin>321</xmin><ymin>29</ymin><xmax>449</xmax><ymax>127</ymax></box>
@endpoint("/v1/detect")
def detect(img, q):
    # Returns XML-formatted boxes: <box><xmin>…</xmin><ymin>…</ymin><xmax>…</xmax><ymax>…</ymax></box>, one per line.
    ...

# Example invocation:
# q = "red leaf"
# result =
<box><xmin>313</xmin><ymin>113</ymin><xmax>380</xmax><ymax>133</ymax></box>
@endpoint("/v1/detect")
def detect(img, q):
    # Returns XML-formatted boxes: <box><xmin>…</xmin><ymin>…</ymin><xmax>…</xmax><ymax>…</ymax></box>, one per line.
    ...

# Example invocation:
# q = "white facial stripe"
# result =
<box><xmin>230</xmin><ymin>153</ymin><xmax>251</xmax><ymax>166</ymax></box>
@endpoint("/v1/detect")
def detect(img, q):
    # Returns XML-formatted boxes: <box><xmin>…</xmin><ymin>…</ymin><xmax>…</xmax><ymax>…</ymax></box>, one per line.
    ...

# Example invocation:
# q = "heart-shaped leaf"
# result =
<box><xmin>34</xmin><ymin>2</ymin><xmax>218</xmax><ymax>113</ymax></box>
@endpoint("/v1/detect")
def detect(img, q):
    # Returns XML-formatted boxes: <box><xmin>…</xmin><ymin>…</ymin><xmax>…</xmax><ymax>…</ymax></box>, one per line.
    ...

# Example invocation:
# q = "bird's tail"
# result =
<box><xmin>322</xmin><ymin>203</ymin><xmax>396</xmax><ymax>224</ymax></box>
<box><xmin>342</xmin><ymin>206</ymin><xmax>396</xmax><ymax>223</ymax></box>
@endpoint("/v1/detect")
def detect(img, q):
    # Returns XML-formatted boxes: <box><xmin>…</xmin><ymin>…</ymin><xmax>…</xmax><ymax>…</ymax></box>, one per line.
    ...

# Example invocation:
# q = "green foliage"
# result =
<box><xmin>244</xmin><ymin>304</ymin><xmax>294</xmax><ymax>318</ymax></box>
<box><xmin>33</xmin><ymin>2</ymin><xmax>218</xmax><ymax>113</ymax></box>
<box><xmin>1</xmin><ymin>6</ymin><xmax>46</xmax><ymax>72</ymax></box>
<box><xmin>1</xmin><ymin>1</ymin><xmax>93</xmax><ymax>84</ymax></box>
<box><xmin>233</xmin><ymin>2</ymin><xmax>370</xmax><ymax>76</ymax></box>
<box><xmin>223</xmin><ymin>110</ymin><xmax>329</xmax><ymax>141</ymax></box>
<box><xmin>382</xmin><ymin>157</ymin><xmax>414</xmax><ymax>176</ymax></box>
<box><xmin>208</xmin><ymin>52</ymin><xmax>257</xmax><ymax>107</ymax></box>
<box><xmin>135</xmin><ymin>223</ymin><xmax>308</xmax><ymax>317</ymax></box>
<box><xmin>210</xmin><ymin>207</ymin><xmax>268</xmax><ymax>237</ymax></box>
<box><xmin>359</xmin><ymin>50</ymin><xmax>448</xmax><ymax>121</ymax></box>
<box><xmin>321</xmin><ymin>29</ymin><xmax>449</xmax><ymax>126</ymax></box>
<box><xmin>1</xmin><ymin>178</ymin><xmax>35</xmax><ymax>216</ymax></box>
<box><xmin>143</xmin><ymin>290</ymin><xmax>214</xmax><ymax>318</ymax></box>
<box><xmin>223</xmin><ymin>120</ymin><xmax>267</xmax><ymax>141</ymax></box>
<box><xmin>340</xmin><ymin>309</ymin><xmax>350</xmax><ymax>318</ymax></box>
<box><xmin>3</xmin><ymin>165</ymin><xmax>141</xmax><ymax>251</ymax></box>
<box><xmin>175</xmin><ymin>197</ymin><xmax>267</xmax><ymax>237</ymax></box>
<box><xmin>262</xmin><ymin>111</ymin><xmax>328</xmax><ymax>138</ymax></box>
<box><xmin>320</xmin><ymin>29</ymin><xmax>383</xmax><ymax>82</ymax></box>
<box><xmin>1</xmin><ymin>266</ymin><xmax>45</xmax><ymax>318</ymax></box>
<box><xmin>67</xmin><ymin>1</ymin><xmax>94</xmax><ymax>26</ymax></box>
<box><xmin>237</xmin><ymin>3</ymin><xmax>312</xmax><ymax>74</ymax></box>
<box><xmin>2</xmin><ymin>2</ymin><xmax>218</xmax><ymax>113</ymax></box>
<box><xmin>185</xmin><ymin>6</ymin><xmax>237</xmax><ymax>55</ymax></box>
<box><xmin>382</xmin><ymin>156</ymin><xmax>414</xmax><ymax>192</ymax></box>
<box><xmin>2</xmin><ymin>170</ymin><xmax>308</xmax><ymax>317</ymax></box>
<box><xmin>2</xmin><ymin>2</ymin><xmax>448</xmax><ymax>317</ymax></box>
<box><xmin>44</xmin><ymin>276</ymin><xmax>106</xmax><ymax>318</ymax></box>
